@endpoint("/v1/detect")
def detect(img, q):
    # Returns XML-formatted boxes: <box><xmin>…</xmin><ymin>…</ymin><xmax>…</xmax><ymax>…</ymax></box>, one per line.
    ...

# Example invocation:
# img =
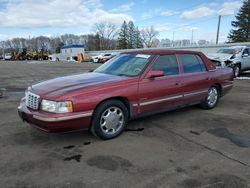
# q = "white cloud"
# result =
<box><xmin>181</xmin><ymin>6</ymin><xmax>215</xmax><ymax>19</ymax></box>
<box><xmin>0</xmin><ymin>0</ymin><xmax>133</xmax><ymax>28</ymax></box>
<box><xmin>160</xmin><ymin>10</ymin><xmax>178</xmax><ymax>17</ymax></box>
<box><xmin>178</xmin><ymin>25</ymin><xmax>200</xmax><ymax>32</ymax></box>
<box><xmin>141</xmin><ymin>8</ymin><xmax>161</xmax><ymax>19</ymax></box>
<box><xmin>181</xmin><ymin>1</ymin><xmax>242</xmax><ymax>20</ymax></box>
<box><xmin>218</xmin><ymin>1</ymin><xmax>242</xmax><ymax>16</ymax></box>
<box><xmin>111</xmin><ymin>2</ymin><xmax>135</xmax><ymax>12</ymax></box>
<box><xmin>154</xmin><ymin>24</ymin><xmax>172</xmax><ymax>32</ymax></box>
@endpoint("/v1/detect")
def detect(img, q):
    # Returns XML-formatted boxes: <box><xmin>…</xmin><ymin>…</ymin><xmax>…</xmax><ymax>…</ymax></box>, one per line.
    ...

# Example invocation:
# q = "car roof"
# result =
<box><xmin>122</xmin><ymin>49</ymin><xmax>201</xmax><ymax>55</ymax></box>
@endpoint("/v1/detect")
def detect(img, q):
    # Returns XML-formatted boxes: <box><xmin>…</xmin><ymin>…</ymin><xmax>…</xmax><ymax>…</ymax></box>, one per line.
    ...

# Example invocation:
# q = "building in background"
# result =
<box><xmin>49</xmin><ymin>44</ymin><xmax>85</xmax><ymax>61</ymax></box>
<box><xmin>61</xmin><ymin>44</ymin><xmax>85</xmax><ymax>61</ymax></box>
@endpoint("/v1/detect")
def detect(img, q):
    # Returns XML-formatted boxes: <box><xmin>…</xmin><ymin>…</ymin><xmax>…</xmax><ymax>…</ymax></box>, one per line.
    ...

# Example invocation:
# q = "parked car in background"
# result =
<box><xmin>18</xmin><ymin>50</ymin><xmax>234</xmax><ymax>140</ymax></box>
<box><xmin>207</xmin><ymin>46</ymin><xmax>250</xmax><ymax>77</ymax></box>
<box><xmin>99</xmin><ymin>54</ymin><xmax>118</xmax><ymax>63</ymax></box>
<box><xmin>4</xmin><ymin>53</ymin><xmax>12</xmax><ymax>60</ymax></box>
<box><xmin>91</xmin><ymin>53</ymin><xmax>114</xmax><ymax>63</ymax></box>
<box><xmin>98</xmin><ymin>53</ymin><xmax>113</xmax><ymax>63</ymax></box>
<box><xmin>91</xmin><ymin>55</ymin><xmax>101</xmax><ymax>63</ymax></box>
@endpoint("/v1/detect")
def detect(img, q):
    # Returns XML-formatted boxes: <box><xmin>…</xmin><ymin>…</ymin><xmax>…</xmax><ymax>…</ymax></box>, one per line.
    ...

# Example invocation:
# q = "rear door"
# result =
<box><xmin>178</xmin><ymin>54</ymin><xmax>210</xmax><ymax>105</ymax></box>
<box><xmin>138</xmin><ymin>54</ymin><xmax>183</xmax><ymax>114</ymax></box>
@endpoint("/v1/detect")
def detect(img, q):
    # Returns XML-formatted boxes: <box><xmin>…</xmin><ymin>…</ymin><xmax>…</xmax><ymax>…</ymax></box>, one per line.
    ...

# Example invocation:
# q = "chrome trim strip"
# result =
<box><xmin>140</xmin><ymin>95</ymin><xmax>183</xmax><ymax>106</ymax></box>
<box><xmin>33</xmin><ymin>111</ymin><xmax>93</xmax><ymax>122</ymax></box>
<box><xmin>132</xmin><ymin>103</ymin><xmax>138</xmax><ymax>107</ymax></box>
<box><xmin>184</xmin><ymin>90</ymin><xmax>207</xmax><ymax>97</ymax></box>
<box><xmin>222</xmin><ymin>84</ymin><xmax>233</xmax><ymax>89</ymax></box>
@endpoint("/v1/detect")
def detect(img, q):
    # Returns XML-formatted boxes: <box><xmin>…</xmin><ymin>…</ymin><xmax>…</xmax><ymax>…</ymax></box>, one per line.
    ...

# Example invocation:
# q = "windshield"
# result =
<box><xmin>94</xmin><ymin>53</ymin><xmax>152</xmax><ymax>77</ymax></box>
<box><xmin>217</xmin><ymin>48</ymin><xmax>242</xmax><ymax>54</ymax></box>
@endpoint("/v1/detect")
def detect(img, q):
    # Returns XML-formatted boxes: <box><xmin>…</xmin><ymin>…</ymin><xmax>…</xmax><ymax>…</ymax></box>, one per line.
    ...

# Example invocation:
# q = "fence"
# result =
<box><xmin>85</xmin><ymin>42</ymin><xmax>250</xmax><ymax>55</ymax></box>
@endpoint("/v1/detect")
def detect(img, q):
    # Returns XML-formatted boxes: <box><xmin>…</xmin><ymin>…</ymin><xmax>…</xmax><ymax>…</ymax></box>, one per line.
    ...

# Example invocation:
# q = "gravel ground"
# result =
<box><xmin>0</xmin><ymin>60</ymin><xmax>250</xmax><ymax>188</ymax></box>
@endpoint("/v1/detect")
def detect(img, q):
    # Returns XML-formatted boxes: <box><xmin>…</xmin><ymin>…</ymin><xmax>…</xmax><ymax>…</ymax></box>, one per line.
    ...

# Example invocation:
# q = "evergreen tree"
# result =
<box><xmin>118</xmin><ymin>21</ymin><xmax>129</xmax><ymax>49</ymax></box>
<box><xmin>128</xmin><ymin>21</ymin><xmax>136</xmax><ymax>49</ymax></box>
<box><xmin>134</xmin><ymin>27</ymin><xmax>144</xmax><ymax>48</ymax></box>
<box><xmin>228</xmin><ymin>0</ymin><xmax>250</xmax><ymax>42</ymax></box>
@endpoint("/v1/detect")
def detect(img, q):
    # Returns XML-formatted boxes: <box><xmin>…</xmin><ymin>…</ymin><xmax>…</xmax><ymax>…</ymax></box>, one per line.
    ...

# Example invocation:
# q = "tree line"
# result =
<box><xmin>0</xmin><ymin>21</ymin><xmax>159</xmax><ymax>55</ymax></box>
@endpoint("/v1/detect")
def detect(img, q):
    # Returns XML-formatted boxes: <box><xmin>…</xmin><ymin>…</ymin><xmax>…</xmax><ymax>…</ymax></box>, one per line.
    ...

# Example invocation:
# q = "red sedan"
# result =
<box><xmin>18</xmin><ymin>50</ymin><xmax>234</xmax><ymax>139</ymax></box>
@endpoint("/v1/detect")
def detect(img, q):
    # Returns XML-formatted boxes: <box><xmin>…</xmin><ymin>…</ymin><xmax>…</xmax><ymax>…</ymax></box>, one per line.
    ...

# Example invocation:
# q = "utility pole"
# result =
<box><xmin>191</xmin><ymin>29</ymin><xmax>194</xmax><ymax>46</ymax></box>
<box><xmin>172</xmin><ymin>31</ymin><xmax>175</xmax><ymax>47</ymax></box>
<box><xmin>216</xmin><ymin>15</ymin><xmax>221</xmax><ymax>45</ymax></box>
<box><xmin>2</xmin><ymin>41</ymin><xmax>5</xmax><ymax>58</ymax></box>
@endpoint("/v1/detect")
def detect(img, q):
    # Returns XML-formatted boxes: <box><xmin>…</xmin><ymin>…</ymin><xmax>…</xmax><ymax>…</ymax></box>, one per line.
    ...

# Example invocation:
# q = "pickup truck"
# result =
<box><xmin>18</xmin><ymin>50</ymin><xmax>234</xmax><ymax>139</ymax></box>
<box><xmin>207</xmin><ymin>46</ymin><xmax>250</xmax><ymax>77</ymax></box>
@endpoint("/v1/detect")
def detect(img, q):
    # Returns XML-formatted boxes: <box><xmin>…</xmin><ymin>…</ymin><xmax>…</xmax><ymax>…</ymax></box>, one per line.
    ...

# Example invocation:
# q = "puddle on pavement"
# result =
<box><xmin>125</xmin><ymin>128</ymin><xmax>144</xmax><ymax>132</ymax></box>
<box><xmin>63</xmin><ymin>145</ymin><xmax>75</xmax><ymax>149</ymax></box>
<box><xmin>64</xmin><ymin>155</ymin><xmax>82</xmax><ymax>162</ymax></box>
<box><xmin>190</xmin><ymin>130</ymin><xmax>200</xmax><ymax>135</ymax></box>
<box><xmin>208</xmin><ymin>128</ymin><xmax>250</xmax><ymax>148</ymax></box>
<box><xmin>83</xmin><ymin>142</ymin><xmax>91</xmax><ymax>145</ymax></box>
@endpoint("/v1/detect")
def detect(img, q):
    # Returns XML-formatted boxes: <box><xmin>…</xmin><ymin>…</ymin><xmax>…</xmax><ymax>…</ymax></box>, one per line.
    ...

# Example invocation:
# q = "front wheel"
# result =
<box><xmin>90</xmin><ymin>100</ymin><xmax>128</xmax><ymax>140</ymax></box>
<box><xmin>234</xmin><ymin>64</ymin><xmax>241</xmax><ymax>77</ymax></box>
<box><xmin>201</xmin><ymin>86</ymin><xmax>219</xmax><ymax>109</ymax></box>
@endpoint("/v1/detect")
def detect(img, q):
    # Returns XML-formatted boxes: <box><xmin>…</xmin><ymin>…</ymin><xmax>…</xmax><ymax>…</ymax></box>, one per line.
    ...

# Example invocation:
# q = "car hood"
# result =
<box><xmin>31</xmin><ymin>72</ymin><xmax>129</xmax><ymax>99</ymax></box>
<box><xmin>206</xmin><ymin>53</ymin><xmax>233</xmax><ymax>62</ymax></box>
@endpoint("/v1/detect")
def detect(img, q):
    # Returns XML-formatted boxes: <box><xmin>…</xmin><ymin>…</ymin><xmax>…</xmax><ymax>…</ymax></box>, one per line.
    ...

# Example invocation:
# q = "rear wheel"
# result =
<box><xmin>201</xmin><ymin>86</ymin><xmax>219</xmax><ymax>109</ymax></box>
<box><xmin>90</xmin><ymin>100</ymin><xmax>128</xmax><ymax>140</ymax></box>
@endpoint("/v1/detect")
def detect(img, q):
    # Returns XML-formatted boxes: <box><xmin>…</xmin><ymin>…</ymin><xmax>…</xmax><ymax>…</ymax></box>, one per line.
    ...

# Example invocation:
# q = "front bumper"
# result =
<box><xmin>18</xmin><ymin>99</ymin><xmax>92</xmax><ymax>132</ymax></box>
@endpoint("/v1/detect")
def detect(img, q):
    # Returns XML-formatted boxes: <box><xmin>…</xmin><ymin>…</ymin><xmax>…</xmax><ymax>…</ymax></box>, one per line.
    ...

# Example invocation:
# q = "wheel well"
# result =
<box><xmin>212</xmin><ymin>83</ymin><xmax>222</xmax><ymax>96</ymax></box>
<box><xmin>93</xmin><ymin>97</ymin><xmax>132</xmax><ymax>119</ymax></box>
<box><xmin>235</xmin><ymin>62</ymin><xmax>241</xmax><ymax>68</ymax></box>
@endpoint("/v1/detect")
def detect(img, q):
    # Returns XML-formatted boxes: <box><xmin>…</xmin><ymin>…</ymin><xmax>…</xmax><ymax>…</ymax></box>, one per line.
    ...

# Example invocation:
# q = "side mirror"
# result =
<box><xmin>242</xmin><ymin>54</ymin><xmax>248</xmax><ymax>58</ymax></box>
<box><xmin>146</xmin><ymin>70</ymin><xmax>165</xmax><ymax>79</ymax></box>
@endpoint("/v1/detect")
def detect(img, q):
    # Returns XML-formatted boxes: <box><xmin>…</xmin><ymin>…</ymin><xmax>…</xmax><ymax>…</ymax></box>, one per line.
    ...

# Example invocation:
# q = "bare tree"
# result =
<box><xmin>141</xmin><ymin>26</ymin><xmax>159</xmax><ymax>48</ymax></box>
<box><xmin>94</xmin><ymin>22</ymin><xmax>118</xmax><ymax>50</ymax></box>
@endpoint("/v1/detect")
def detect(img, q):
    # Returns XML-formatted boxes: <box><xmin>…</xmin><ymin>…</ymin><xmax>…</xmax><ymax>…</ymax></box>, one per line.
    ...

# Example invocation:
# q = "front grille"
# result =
<box><xmin>26</xmin><ymin>91</ymin><xmax>40</xmax><ymax>110</ymax></box>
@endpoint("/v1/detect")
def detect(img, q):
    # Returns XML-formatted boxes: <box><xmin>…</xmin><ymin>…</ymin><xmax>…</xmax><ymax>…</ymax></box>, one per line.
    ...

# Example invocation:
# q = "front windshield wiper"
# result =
<box><xmin>116</xmin><ymin>73</ymin><xmax>130</xmax><ymax>77</ymax></box>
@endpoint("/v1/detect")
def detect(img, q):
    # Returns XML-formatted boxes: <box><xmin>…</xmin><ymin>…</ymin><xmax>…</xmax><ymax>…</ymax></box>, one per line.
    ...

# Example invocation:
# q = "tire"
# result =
<box><xmin>90</xmin><ymin>99</ymin><xmax>129</xmax><ymax>140</ymax></box>
<box><xmin>201</xmin><ymin>86</ymin><xmax>220</xmax><ymax>109</ymax></box>
<box><xmin>234</xmin><ymin>64</ymin><xmax>241</xmax><ymax>77</ymax></box>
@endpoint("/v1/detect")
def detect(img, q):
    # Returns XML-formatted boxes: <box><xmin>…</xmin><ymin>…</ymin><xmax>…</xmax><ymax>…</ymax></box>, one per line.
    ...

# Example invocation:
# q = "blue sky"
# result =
<box><xmin>0</xmin><ymin>0</ymin><xmax>243</xmax><ymax>43</ymax></box>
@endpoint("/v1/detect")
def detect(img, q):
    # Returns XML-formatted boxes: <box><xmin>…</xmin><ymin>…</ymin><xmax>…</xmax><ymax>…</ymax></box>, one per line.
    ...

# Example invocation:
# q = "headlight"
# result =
<box><xmin>41</xmin><ymin>100</ymin><xmax>73</xmax><ymax>113</ymax></box>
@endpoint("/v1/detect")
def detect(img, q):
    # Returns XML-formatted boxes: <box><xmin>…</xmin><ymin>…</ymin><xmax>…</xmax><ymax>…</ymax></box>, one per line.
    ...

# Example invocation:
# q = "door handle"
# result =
<box><xmin>175</xmin><ymin>82</ymin><xmax>181</xmax><ymax>86</ymax></box>
<box><xmin>206</xmin><ymin>77</ymin><xmax>211</xmax><ymax>81</ymax></box>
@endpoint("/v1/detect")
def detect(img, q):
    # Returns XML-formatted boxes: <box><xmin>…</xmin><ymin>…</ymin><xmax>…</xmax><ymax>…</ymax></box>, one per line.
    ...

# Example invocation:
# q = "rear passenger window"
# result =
<box><xmin>196</xmin><ymin>55</ymin><xmax>207</xmax><ymax>71</ymax></box>
<box><xmin>152</xmin><ymin>55</ymin><xmax>179</xmax><ymax>76</ymax></box>
<box><xmin>179</xmin><ymin>54</ymin><xmax>206</xmax><ymax>73</ymax></box>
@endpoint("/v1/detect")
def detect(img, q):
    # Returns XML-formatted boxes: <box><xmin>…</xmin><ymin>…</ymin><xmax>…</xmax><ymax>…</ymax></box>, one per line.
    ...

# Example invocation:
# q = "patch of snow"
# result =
<box><xmin>235</xmin><ymin>77</ymin><xmax>250</xmax><ymax>80</ymax></box>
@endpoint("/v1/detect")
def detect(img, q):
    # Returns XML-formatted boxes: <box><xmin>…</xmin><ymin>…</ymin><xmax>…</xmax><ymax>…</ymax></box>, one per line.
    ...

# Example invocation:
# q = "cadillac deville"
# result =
<box><xmin>18</xmin><ymin>50</ymin><xmax>234</xmax><ymax>139</ymax></box>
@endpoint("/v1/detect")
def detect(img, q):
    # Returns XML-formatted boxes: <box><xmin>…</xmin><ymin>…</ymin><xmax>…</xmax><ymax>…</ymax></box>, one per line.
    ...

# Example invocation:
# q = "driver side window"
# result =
<box><xmin>152</xmin><ymin>55</ymin><xmax>179</xmax><ymax>76</ymax></box>
<box><xmin>243</xmin><ymin>49</ymin><xmax>249</xmax><ymax>55</ymax></box>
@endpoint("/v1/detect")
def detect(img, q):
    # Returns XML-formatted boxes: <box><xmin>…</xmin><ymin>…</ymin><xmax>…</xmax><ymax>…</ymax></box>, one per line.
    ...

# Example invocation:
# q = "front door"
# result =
<box><xmin>241</xmin><ymin>48</ymin><xmax>250</xmax><ymax>70</ymax></box>
<box><xmin>138</xmin><ymin>54</ymin><xmax>183</xmax><ymax>114</ymax></box>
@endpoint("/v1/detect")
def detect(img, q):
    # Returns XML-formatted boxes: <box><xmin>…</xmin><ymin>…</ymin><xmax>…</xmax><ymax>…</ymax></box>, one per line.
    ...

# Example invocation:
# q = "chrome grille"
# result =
<box><xmin>26</xmin><ymin>91</ymin><xmax>40</xmax><ymax>110</ymax></box>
